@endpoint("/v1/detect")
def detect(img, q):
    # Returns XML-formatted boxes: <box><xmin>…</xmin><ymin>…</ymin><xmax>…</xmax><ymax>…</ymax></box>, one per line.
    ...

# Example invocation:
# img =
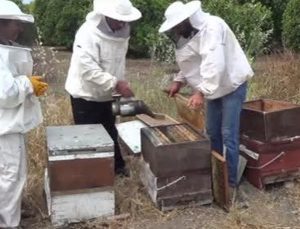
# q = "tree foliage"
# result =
<box><xmin>239</xmin><ymin>0</ymin><xmax>289</xmax><ymax>48</ymax></box>
<box><xmin>33</xmin><ymin>0</ymin><xmax>91</xmax><ymax>48</ymax></box>
<box><xmin>129</xmin><ymin>0</ymin><xmax>173</xmax><ymax>57</ymax></box>
<box><xmin>32</xmin><ymin>0</ymin><xmax>299</xmax><ymax>57</ymax></box>
<box><xmin>282</xmin><ymin>0</ymin><xmax>300</xmax><ymax>52</ymax></box>
<box><xmin>55</xmin><ymin>0</ymin><xmax>92</xmax><ymax>48</ymax></box>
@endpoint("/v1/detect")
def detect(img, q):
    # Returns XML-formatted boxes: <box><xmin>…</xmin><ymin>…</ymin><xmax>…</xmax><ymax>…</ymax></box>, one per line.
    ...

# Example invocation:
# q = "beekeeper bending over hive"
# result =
<box><xmin>65</xmin><ymin>0</ymin><xmax>142</xmax><ymax>176</ymax></box>
<box><xmin>159</xmin><ymin>0</ymin><xmax>254</xmax><ymax>202</ymax></box>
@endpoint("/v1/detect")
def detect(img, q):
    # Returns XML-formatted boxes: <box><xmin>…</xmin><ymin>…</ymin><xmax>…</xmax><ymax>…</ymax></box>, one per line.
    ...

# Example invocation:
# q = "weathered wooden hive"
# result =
<box><xmin>240</xmin><ymin>99</ymin><xmax>300</xmax><ymax>189</ymax></box>
<box><xmin>240</xmin><ymin>99</ymin><xmax>300</xmax><ymax>142</ymax></box>
<box><xmin>138</xmin><ymin>94</ymin><xmax>213</xmax><ymax>211</ymax></box>
<box><xmin>44</xmin><ymin>124</ymin><xmax>115</xmax><ymax>226</ymax></box>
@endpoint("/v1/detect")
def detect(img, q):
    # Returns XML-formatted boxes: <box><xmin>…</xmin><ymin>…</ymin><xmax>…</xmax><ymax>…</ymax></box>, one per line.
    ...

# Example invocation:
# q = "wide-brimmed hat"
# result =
<box><xmin>96</xmin><ymin>0</ymin><xmax>141</xmax><ymax>22</ymax></box>
<box><xmin>0</xmin><ymin>0</ymin><xmax>34</xmax><ymax>23</ymax></box>
<box><xmin>159</xmin><ymin>1</ymin><xmax>201</xmax><ymax>33</ymax></box>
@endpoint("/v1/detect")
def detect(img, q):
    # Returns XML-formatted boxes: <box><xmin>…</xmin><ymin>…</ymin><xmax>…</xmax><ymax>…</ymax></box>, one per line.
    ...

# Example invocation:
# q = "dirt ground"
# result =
<box><xmin>19</xmin><ymin>49</ymin><xmax>300</xmax><ymax>229</ymax></box>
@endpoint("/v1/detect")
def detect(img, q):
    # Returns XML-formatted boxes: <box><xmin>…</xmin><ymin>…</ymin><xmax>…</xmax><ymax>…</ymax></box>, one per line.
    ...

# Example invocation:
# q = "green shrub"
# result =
<box><xmin>129</xmin><ymin>0</ymin><xmax>173</xmax><ymax>57</ymax></box>
<box><xmin>282</xmin><ymin>0</ymin><xmax>300</xmax><ymax>52</ymax></box>
<box><xmin>36</xmin><ymin>0</ymin><xmax>68</xmax><ymax>46</ymax></box>
<box><xmin>55</xmin><ymin>0</ymin><xmax>92</xmax><ymax>48</ymax></box>
<box><xmin>34</xmin><ymin>0</ymin><xmax>91</xmax><ymax>47</ymax></box>
<box><xmin>239</xmin><ymin>0</ymin><xmax>289</xmax><ymax>48</ymax></box>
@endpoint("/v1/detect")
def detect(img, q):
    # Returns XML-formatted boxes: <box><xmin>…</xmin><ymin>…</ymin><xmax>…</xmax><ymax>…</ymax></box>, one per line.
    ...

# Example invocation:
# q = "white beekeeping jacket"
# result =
<box><xmin>0</xmin><ymin>44</ymin><xmax>42</xmax><ymax>135</ymax></box>
<box><xmin>174</xmin><ymin>11</ymin><xmax>254</xmax><ymax>100</ymax></box>
<box><xmin>65</xmin><ymin>12</ymin><xmax>130</xmax><ymax>102</ymax></box>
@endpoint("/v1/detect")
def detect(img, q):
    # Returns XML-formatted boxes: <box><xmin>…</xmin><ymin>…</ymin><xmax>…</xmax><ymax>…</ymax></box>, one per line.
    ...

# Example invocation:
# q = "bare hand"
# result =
<box><xmin>165</xmin><ymin>81</ymin><xmax>183</xmax><ymax>97</ymax></box>
<box><xmin>115</xmin><ymin>80</ymin><xmax>134</xmax><ymax>98</ymax></box>
<box><xmin>187</xmin><ymin>91</ymin><xmax>204</xmax><ymax>109</ymax></box>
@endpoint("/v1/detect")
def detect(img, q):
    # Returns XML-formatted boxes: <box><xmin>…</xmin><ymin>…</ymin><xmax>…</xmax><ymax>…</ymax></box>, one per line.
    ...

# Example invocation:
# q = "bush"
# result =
<box><xmin>129</xmin><ymin>0</ymin><xmax>173</xmax><ymax>57</ymax></box>
<box><xmin>55</xmin><ymin>0</ymin><xmax>92</xmax><ymax>48</ymax></box>
<box><xmin>282</xmin><ymin>0</ymin><xmax>300</xmax><ymax>52</ymax></box>
<box><xmin>239</xmin><ymin>0</ymin><xmax>289</xmax><ymax>48</ymax></box>
<box><xmin>34</xmin><ymin>0</ymin><xmax>91</xmax><ymax>48</ymax></box>
<box><xmin>35</xmin><ymin>0</ymin><xmax>68</xmax><ymax>46</ymax></box>
<box><xmin>149</xmin><ymin>32</ymin><xmax>175</xmax><ymax>63</ymax></box>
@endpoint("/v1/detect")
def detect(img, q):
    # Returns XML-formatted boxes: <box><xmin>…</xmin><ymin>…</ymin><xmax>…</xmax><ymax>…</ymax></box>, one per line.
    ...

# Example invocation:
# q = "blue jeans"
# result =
<box><xmin>206</xmin><ymin>83</ymin><xmax>247</xmax><ymax>187</ymax></box>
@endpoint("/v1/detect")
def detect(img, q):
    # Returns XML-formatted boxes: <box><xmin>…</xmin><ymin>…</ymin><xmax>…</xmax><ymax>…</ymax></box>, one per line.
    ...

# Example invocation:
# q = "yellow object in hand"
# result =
<box><xmin>29</xmin><ymin>76</ymin><xmax>48</xmax><ymax>96</ymax></box>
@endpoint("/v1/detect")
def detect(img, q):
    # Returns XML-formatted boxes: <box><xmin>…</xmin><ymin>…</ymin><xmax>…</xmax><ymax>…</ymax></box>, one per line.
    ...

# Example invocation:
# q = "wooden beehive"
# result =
<box><xmin>44</xmin><ymin>169</ymin><xmax>114</xmax><ymax>227</ymax></box>
<box><xmin>139</xmin><ymin>159</ymin><xmax>212</xmax><ymax>211</ymax></box>
<box><xmin>240</xmin><ymin>135</ymin><xmax>300</xmax><ymax>189</ymax></box>
<box><xmin>117</xmin><ymin>114</ymin><xmax>178</xmax><ymax>156</ymax></box>
<box><xmin>240</xmin><ymin>99</ymin><xmax>300</xmax><ymax>142</ymax></box>
<box><xmin>141</xmin><ymin>123</ymin><xmax>211</xmax><ymax>178</ymax></box>
<box><xmin>136</xmin><ymin>94</ymin><xmax>213</xmax><ymax>210</ymax></box>
<box><xmin>45</xmin><ymin>124</ymin><xmax>115</xmax><ymax>226</ymax></box>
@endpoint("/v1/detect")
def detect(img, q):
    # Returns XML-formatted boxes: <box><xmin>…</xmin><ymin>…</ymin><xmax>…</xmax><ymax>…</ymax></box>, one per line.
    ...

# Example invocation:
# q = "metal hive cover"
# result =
<box><xmin>46</xmin><ymin>124</ymin><xmax>114</xmax><ymax>156</ymax></box>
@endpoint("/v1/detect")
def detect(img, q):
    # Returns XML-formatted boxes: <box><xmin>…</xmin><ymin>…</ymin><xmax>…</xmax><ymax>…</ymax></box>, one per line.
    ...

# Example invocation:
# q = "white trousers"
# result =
<box><xmin>0</xmin><ymin>134</ymin><xmax>26</xmax><ymax>228</ymax></box>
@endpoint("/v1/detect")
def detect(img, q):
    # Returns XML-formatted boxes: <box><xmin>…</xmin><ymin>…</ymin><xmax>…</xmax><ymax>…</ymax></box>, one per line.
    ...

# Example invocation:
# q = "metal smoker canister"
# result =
<box><xmin>112</xmin><ymin>96</ymin><xmax>155</xmax><ymax>117</ymax></box>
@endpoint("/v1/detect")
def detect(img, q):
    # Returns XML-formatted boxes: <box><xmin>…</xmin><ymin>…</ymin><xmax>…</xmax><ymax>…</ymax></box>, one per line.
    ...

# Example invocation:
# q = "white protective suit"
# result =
<box><xmin>0</xmin><ymin>42</ymin><xmax>42</xmax><ymax>227</ymax></box>
<box><xmin>174</xmin><ymin>10</ymin><xmax>254</xmax><ymax>99</ymax></box>
<box><xmin>65</xmin><ymin>12</ymin><xmax>130</xmax><ymax>102</ymax></box>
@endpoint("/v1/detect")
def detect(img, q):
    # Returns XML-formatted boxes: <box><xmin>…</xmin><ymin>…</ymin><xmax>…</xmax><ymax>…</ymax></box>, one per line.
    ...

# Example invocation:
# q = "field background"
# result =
<box><xmin>21</xmin><ymin>48</ymin><xmax>300</xmax><ymax>228</ymax></box>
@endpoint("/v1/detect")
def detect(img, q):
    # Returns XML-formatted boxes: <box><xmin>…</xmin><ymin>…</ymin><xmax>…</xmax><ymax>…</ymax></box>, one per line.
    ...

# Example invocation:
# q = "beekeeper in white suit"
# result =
<box><xmin>65</xmin><ymin>0</ymin><xmax>141</xmax><ymax>176</ymax></box>
<box><xmin>0</xmin><ymin>0</ymin><xmax>48</xmax><ymax>227</ymax></box>
<box><xmin>159</xmin><ymin>1</ymin><xmax>253</xmax><ymax>202</ymax></box>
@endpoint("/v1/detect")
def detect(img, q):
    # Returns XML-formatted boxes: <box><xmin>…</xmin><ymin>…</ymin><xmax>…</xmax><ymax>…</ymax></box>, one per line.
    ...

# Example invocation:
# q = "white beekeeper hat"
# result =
<box><xmin>0</xmin><ymin>0</ymin><xmax>34</xmax><ymax>23</ymax></box>
<box><xmin>159</xmin><ymin>0</ymin><xmax>201</xmax><ymax>33</ymax></box>
<box><xmin>96</xmin><ymin>0</ymin><xmax>142</xmax><ymax>22</ymax></box>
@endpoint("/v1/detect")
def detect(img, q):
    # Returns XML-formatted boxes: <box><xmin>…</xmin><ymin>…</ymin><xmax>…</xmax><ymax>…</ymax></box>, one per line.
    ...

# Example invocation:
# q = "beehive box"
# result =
<box><xmin>117</xmin><ymin>113</ymin><xmax>178</xmax><ymax>156</ymax></box>
<box><xmin>44</xmin><ymin>169</ymin><xmax>114</xmax><ymax>227</ymax></box>
<box><xmin>141</xmin><ymin>123</ymin><xmax>211</xmax><ymax>178</ymax></box>
<box><xmin>240</xmin><ymin>99</ymin><xmax>300</xmax><ymax>142</ymax></box>
<box><xmin>240</xmin><ymin>135</ymin><xmax>300</xmax><ymax>189</ymax></box>
<box><xmin>139</xmin><ymin>159</ymin><xmax>212</xmax><ymax>211</ymax></box>
<box><xmin>46</xmin><ymin>124</ymin><xmax>114</xmax><ymax>191</ymax></box>
<box><xmin>45</xmin><ymin>124</ymin><xmax>115</xmax><ymax>226</ymax></box>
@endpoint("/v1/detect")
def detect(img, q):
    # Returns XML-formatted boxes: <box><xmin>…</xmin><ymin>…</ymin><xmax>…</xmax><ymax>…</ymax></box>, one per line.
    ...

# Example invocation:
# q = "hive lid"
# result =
<box><xmin>136</xmin><ymin>113</ymin><xmax>178</xmax><ymax>127</ymax></box>
<box><xmin>46</xmin><ymin>124</ymin><xmax>114</xmax><ymax>155</ymax></box>
<box><xmin>174</xmin><ymin>94</ymin><xmax>205</xmax><ymax>131</ymax></box>
<box><xmin>116</xmin><ymin>120</ymin><xmax>147</xmax><ymax>154</ymax></box>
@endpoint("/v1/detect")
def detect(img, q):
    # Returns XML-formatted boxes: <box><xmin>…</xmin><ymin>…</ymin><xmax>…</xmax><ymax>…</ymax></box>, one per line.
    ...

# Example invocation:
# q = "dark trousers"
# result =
<box><xmin>70</xmin><ymin>96</ymin><xmax>125</xmax><ymax>170</ymax></box>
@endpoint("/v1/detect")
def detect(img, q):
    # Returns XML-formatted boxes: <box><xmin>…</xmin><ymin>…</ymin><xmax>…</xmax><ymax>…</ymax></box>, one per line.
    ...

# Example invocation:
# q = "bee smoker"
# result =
<box><xmin>112</xmin><ymin>94</ymin><xmax>156</xmax><ymax>117</ymax></box>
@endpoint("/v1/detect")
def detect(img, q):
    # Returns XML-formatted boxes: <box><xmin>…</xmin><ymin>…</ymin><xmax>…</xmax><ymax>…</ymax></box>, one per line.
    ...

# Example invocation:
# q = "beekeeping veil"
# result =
<box><xmin>0</xmin><ymin>0</ymin><xmax>37</xmax><ymax>47</ymax></box>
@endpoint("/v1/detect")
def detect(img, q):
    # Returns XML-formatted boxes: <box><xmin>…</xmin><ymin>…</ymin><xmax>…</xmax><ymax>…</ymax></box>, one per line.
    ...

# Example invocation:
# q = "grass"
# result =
<box><xmin>21</xmin><ymin>51</ymin><xmax>300</xmax><ymax>228</ymax></box>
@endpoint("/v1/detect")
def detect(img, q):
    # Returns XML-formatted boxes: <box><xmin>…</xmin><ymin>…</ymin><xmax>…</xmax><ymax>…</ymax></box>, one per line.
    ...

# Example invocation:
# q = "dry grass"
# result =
<box><xmin>249</xmin><ymin>52</ymin><xmax>300</xmax><ymax>103</ymax></box>
<box><xmin>21</xmin><ymin>52</ymin><xmax>300</xmax><ymax>228</ymax></box>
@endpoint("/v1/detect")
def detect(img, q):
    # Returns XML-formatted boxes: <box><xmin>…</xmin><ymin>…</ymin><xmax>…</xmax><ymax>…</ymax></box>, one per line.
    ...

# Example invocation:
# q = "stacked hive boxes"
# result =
<box><xmin>240</xmin><ymin>99</ymin><xmax>300</xmax><ymax>189</ymax></box>
<box><xmin>45</xmin><ymin>124</ymin><xmax>115</xmax><ymax>226</ymax></box>
<box><xmin>140</xmin><ymin>123</ymin><xmax>213</xmax><ymax>211</ymax></box>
